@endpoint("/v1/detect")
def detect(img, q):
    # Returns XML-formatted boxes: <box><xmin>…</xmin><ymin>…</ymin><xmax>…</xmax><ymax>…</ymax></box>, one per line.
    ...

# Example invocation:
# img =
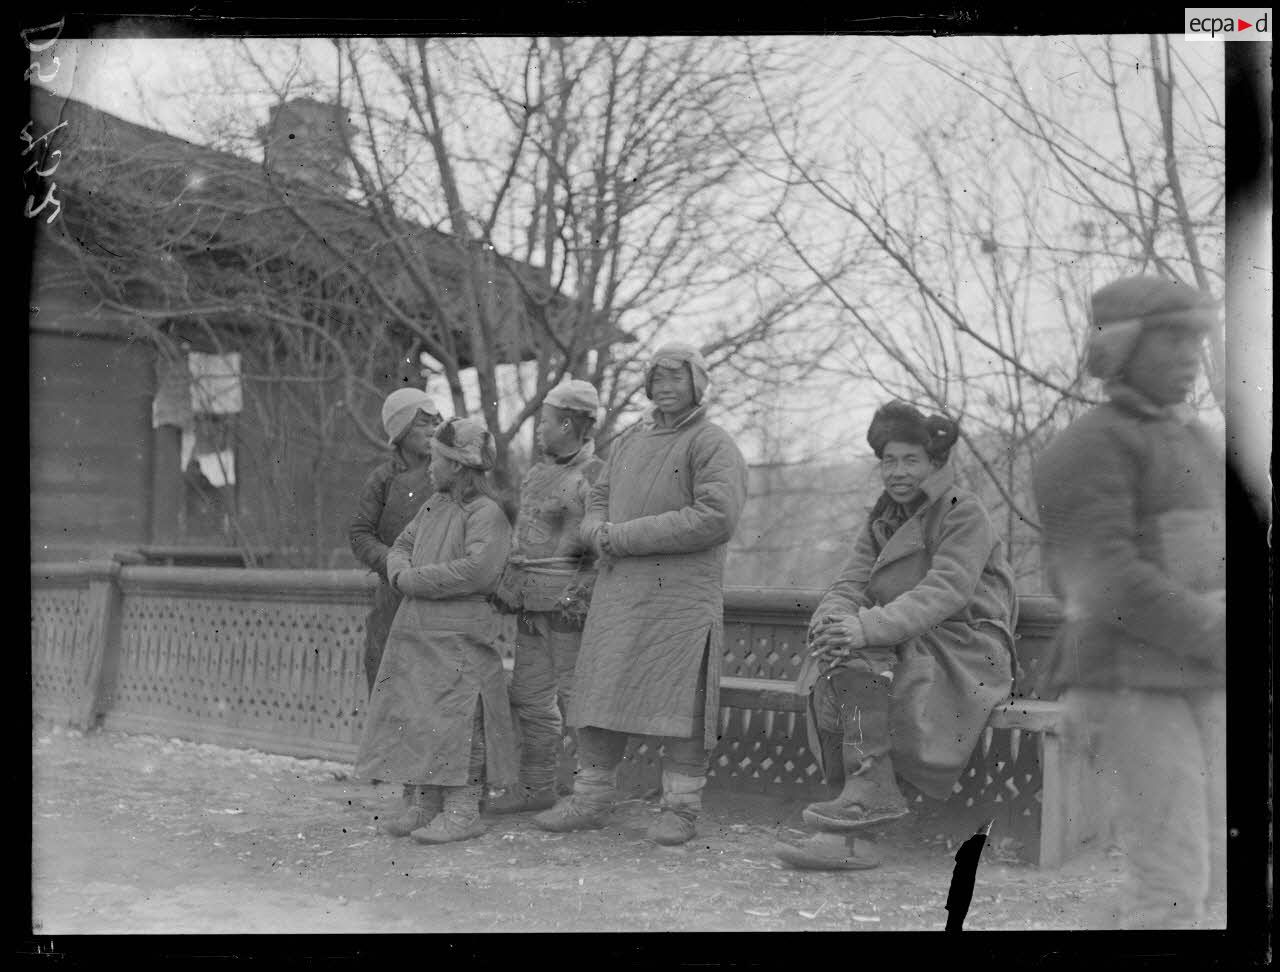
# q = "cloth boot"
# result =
<box><xmin>410</xmin><ymin>784</ymin><xmax>486</xmax><ymax>844</ymax></box>
<box><xmin>487</xmin><ymin>781</ymin><xmax>557</xmax><ymax>815</ymax></box>
<box><xmin>774</xmin><ymin>832</ymin><xmax>882</xmax><ymax>870</ymax></box>
<box><xmin>532</xmin><ymin>765</ymin><xmax>616</xmax><ymax>832</ymax></box>
<box><xmin>649</xmin><ymin>770</ymin><xmax>704</xmax><ymax>846</ymax></box>
<box><xmin>379</xmin><ymin>784</ymin><xmax>442</xmax><ymax>838</ymax></box>
<box><xmin>803</xmin><ymin>671</ymin><xmax>909</xmax><ymax>831</ymax></box>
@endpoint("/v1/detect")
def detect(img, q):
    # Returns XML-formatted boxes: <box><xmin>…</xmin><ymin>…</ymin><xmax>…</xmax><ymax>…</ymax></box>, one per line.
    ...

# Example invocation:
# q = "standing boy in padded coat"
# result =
<box><xmin>355</xmin><ymin>417</ymin><xmax>517</xmax><ymax>845</ymax></box>
<box><xmin>534</xmin><ymin>343</ymin><xmax>749</xmax><ymax>846</ymax></box>
<box><xmin>488</xmin><ymin>380</ymin><xmax>605</xmax><ymax>813</ymax></box>
<box><xmin>1034</xmin><ymin>276</ymin><xmax>1225</xmax><ymax>929</ymax></box>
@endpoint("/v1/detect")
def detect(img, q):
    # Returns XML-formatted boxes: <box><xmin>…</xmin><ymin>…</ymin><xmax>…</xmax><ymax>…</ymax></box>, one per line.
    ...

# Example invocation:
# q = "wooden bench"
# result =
<box><xmin>500</xmin><ymin>653</ymin><xmax>1102</xmax><ymax>868</ymax></box>
<box><xmin>500</xmin><ymin>593</ymin><xmax>1101</xmax><ymax>868</ymax></box>
<box><xmin>718</xmin><ymin>676</ymin><xmax>1102</xmax><ymax>868</ymax></box>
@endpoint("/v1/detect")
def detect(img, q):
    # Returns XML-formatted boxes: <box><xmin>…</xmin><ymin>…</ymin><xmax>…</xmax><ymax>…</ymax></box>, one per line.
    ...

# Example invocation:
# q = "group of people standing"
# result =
<box><xmin>345</xmin><ymin>275</ymin><xmax>1226</xmax><ymax>931</ymax></box>
<box><xmin>348</xmin><ymin>343</ymin><xmax>745</xmax><ymax>848</ymax></box>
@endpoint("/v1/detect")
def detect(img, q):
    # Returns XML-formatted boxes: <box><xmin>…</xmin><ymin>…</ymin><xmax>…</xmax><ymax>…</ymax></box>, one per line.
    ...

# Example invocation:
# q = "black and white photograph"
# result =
<box><xmin>23</xmin><ymin>9</ymin><xmax>1271</xmax><ymax>952</ymax></box>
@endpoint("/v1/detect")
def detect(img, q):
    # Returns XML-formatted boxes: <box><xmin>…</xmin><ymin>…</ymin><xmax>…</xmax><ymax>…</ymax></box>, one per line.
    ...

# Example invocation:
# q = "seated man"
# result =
<box><xmin>776</xmin><ymin>401</ymin><xmax>1017</xmax><ymax>871</ymax></box>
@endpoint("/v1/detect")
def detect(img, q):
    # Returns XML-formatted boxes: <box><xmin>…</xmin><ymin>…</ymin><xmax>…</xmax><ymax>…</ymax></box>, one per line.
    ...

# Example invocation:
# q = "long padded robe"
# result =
<box><xmin>569</xmin><ymin>405</ymin><xmax>748</xmax><ymax>749</ymax></box>
<box><xmin>354</xmin><ymin>490</ymin><xmax>517</xmax><ymax>787</ymax></box>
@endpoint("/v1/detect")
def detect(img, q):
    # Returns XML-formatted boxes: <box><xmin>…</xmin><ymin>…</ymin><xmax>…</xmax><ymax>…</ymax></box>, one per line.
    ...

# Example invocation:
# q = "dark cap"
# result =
<box><xmin>866</xmin><ymin>401</ymin><xmax>959</xmax><ymax>461</ymax></box>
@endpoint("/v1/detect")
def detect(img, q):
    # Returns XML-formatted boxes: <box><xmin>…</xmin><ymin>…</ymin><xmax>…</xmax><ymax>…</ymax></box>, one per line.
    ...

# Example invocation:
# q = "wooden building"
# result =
<box><xmin>28</xmin><ymin>86</ymin><xmax>598</xmax><ymax>566</ymax></box>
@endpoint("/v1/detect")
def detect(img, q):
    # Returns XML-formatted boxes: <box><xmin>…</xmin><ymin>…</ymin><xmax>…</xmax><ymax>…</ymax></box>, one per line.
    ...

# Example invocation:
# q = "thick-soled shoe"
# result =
<box><xmin>532</xmin><ymin>795</ymin><xmax>612</xmax><ymax>833</ymax></box>
<box><xmin>410</xmin><ymin>811</ymin><xmax>486</xmax><ymax>845</ymax></box>
<box><xmin>648</xmin><ymin>809</ymin><xmax>697</xmax><ymax>846</ymax></box>
<box><xmin>487</xmin><ymin>783</ymin><xmax>558</xmax><ymax>815</ymax></box>
<box><xmin>802</xmin><ymin>758</ymin><xmax>910</xmax><ymax>832</ymax></box>
<box><xmin>380</xmin><ymin>785</ymin><xmax>443</xmax><ymax>838</ymax></box>
<box><xmin>774</xmin><ymin>832</ymin><xmax>882</xmax><ymax>870</ymax></box>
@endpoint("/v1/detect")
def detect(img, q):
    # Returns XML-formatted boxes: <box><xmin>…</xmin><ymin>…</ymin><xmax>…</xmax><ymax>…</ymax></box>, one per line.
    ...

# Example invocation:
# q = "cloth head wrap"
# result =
<box><xmin>381</xmin><ymin>388</ymin><xmax>442</xmax><ymax>447</ymax></box>
<box><xmin>543</xmin><ymin>379</ymin><xmax>601</xmax><ymax>419</ymax></box>
<box><xmin>431</xmin><ymin>417</ymin><xmax>496</xmax><ymax>471</ymax></box>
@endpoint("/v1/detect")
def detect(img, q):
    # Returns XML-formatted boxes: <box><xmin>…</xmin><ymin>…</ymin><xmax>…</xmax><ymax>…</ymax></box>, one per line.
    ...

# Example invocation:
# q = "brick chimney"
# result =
<box><xmin>260</xmin><ymin>98</ymin><xmax>355</xmax><ymax>194</ymax></box>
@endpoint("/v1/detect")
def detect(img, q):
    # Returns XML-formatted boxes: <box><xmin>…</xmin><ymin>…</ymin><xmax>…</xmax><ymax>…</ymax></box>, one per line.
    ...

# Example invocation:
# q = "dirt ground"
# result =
<box><xmin>31</xmin><ymin>721</ymin><xmax>1160</xmax><ymax>934</ymax></box>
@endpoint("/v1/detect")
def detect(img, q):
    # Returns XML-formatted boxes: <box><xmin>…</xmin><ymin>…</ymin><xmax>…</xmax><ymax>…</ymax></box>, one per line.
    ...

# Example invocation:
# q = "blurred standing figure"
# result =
<box><xmin>1035</xmin><ymin>276</ymin><xmax>1225</xmax><ymax>930</ymax></box>
<box><xmin>775</xmin><ymin>402</ymin><xmax>1017</xmax><ymax>871</ymax></box>
<box><xmin>534</xmin><ymin>343</ymin><xmax>748</xmax><ymax>846</ymax></box>
<box><xmin>349</xmin><ymin>389</ymin><xmax>443</xmax><ymax>697</ymax></box>
<box><xmin>488</xmin><ymin>380</ymin><xmax>605</xmax><ymax>814</ymax></box>
<box><xmin>355</xmin><ymin>418</ymin><xmax>517</xmax><ymax>845</ymax></box>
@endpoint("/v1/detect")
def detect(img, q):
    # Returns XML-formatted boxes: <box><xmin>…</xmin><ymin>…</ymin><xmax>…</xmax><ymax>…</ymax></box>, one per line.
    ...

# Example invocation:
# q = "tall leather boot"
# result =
<box><xmin>410</xmin><ymin>784</ymin><xmax>486</xmax><ymax>844</ymax></box>
<box><xmin>802</xmin><ymin>671</ymin><xmax>909</xmax><ymax>831</ymax></box>
<box><xmin>380</xmin><ymin>784</ymin><xmax>443</xmax><ymax>838</ymax></box>
<box><xmin>649</xmin><ymin>770</ymin><xmax>704</xmax><ymax>846</ymax></box>
<box><xmin>816</xmin><ymin>727</ymin><xmax>846</xmax><ymax>787</ymax></box>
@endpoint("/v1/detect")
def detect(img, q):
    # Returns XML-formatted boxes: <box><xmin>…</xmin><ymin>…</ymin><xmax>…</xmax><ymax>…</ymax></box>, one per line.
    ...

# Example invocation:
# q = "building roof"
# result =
<box><xmin>28</xmin><ymin>86</ymin><xmax>624</xmax><ymax>367</ymax></box>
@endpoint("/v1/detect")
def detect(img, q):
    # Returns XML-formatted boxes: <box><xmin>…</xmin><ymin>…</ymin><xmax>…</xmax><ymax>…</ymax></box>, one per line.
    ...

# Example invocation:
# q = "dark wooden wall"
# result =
<box><xmin>30</xmin><ymin>329</ymin><xmax>155</xmax><ymax>561</ymax></box>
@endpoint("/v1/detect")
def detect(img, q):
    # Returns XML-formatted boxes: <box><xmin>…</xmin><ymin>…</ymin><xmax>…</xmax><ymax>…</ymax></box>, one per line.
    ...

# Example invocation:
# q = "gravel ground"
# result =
<box><xmin>31</xmin><ymin>721</ymin><xmax>1168</xmax><ymax>934</ymax></box>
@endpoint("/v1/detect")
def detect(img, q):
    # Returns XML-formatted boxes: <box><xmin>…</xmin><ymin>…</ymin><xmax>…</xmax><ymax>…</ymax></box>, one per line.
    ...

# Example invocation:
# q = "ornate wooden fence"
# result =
<box><xmin>31</xmin><ymin>561</ymin><xmax>1079</xmax><ymax>863</ymax></box>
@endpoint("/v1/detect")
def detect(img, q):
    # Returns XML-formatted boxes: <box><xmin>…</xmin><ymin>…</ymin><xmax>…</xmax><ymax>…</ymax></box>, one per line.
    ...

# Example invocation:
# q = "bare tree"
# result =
<box><xmin>742</xmin><ymin>35</ymin><xmax>1225</xmax><ymax>587</ymax></box>
<box><xmin>230</xmin><ymin>36</ymin><xmax>802</xmax><ymax>481</ymax></box>
<box><xmin>34</xmin><ymin>36</ymin><xmax>804</xmax><ymax>563</ymax></box>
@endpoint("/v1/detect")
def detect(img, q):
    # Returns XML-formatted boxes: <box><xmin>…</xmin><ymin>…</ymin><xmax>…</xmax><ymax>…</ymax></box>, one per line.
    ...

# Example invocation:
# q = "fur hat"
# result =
<box><xmin>431</xmin><ymin>416</ymin><xmax>496</xmax><ymax>471</ymax></box>
<box><xmin>544</xmin><ymin>379</ymin><xmax>600</xmax><ymax>418</ymax></box>
<box><xmin>1085</xmin><ymin>276</ymin><xmax>1218</xmax><ymax>380</ymax></box>
<box><xmin>381</xmin><ymin>388</ymin><xmax>442</xmax><ymax>447</ymax></box>
<box><xmin>644</xmin><ymin>342</ymin><xmax>710</xmax><ymax>405</ymax></box>
<box><xmin>866</xmin><ymin>401</ymin><xmax>959</xmax><ymax>462</ymax></box>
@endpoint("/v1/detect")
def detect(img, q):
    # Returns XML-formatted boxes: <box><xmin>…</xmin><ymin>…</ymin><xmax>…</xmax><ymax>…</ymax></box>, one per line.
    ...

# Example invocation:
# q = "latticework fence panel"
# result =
<box><xmin>104</xmin><ymin>587</ymin><xmax>368</xmax><ymax>761</ymax></box>
<box><xmin>31</xmin><ymin>584</ymin><xmax>90</xmax><ymax>722</ymax></box>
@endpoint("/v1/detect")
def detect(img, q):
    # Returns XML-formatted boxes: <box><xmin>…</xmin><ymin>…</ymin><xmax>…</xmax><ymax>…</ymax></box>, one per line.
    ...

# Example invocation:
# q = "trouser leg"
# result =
<box><xmin>1191</xmin><ymin>689</ymin><xmax>1227</xmax><ymax>911</ymax></box>
<box><xmin>574</xmin><ymin>725</ymin><xmax>628</xmax><ymax>802</ymax></box>
<box><xmin>660</xmin><ymin>734</ymin><xmax>711</xmax><ymax>817</ymax></box>
<box><xmin>550</xmin><ymin>617</ymin><xmax>583</xmax><ymax>756</ymax></box>
<box><xmin>508</xmin><ymin>614</ymin><xmax>562</xmax><ymax>792</ymax></box>
<box><xmin>1071</xmin><ymin>687</ymin><xmax>1212</xmax><ymax>930</ymax></box>
<box><xmin>648</xmin><ymin>736</ymin><xmax>709</xmax><ymax>846</ymax></box>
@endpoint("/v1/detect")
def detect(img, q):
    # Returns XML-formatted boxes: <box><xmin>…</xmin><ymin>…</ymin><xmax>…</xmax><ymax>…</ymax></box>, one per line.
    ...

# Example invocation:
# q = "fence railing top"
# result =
<box><xmin>31</xmin><ymin>560</ymin><xmax>121</xmax><ymax>584</ymax></box>
<box><xmin>114</xmin><ymin>566</ymin><xmax>381</xmax><ymax>598</ymax></box>
<box><xmin>29</xmin><ymin>562</ymin><xmax>1062</xmax><ymax>624</ymax></box>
